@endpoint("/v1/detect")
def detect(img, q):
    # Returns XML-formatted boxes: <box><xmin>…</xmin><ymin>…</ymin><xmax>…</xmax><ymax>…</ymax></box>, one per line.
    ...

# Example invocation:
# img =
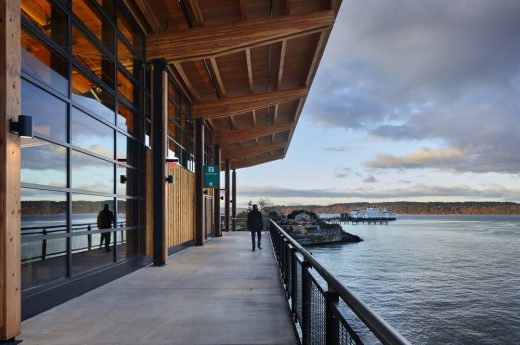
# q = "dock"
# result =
<box><xmin>20</xmin><ymin>232</ymin><xmax>297</xmax><ymax>345</ymax></box>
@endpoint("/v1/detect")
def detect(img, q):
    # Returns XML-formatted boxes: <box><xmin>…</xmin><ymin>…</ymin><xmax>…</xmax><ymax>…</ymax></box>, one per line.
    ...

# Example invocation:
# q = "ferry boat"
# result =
<box><xmin>349</xmin><ymin>207</ymin><xmax>396</xmax><ymax>221</ymax></box>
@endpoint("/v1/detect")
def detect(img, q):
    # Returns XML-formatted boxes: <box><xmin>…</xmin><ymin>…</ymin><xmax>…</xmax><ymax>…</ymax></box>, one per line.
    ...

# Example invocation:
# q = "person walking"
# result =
<box><xmin>247</xmin><ymin>204</ymin><xmax>263</xmax><ymax>251</ymax></box>
<box><xmin>97</xmin><ymin>203</ymin><xmax>115</xmax><ymax>252</ymax></box>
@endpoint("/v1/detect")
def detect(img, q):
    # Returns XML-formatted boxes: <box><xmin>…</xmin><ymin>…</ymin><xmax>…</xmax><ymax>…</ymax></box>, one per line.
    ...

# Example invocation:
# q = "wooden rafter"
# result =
<box><xmin>172</xmin><ymin>62</ymin><xmax>201</xmax><ymax>102</ymax></box>
<box><xmin>228</xmin><ymin>116</ymin><xmax>237</xmax><ymax>130</ymax></box>
<box><xmin>245</xmin><ymin>49</ymin><xmax>253</xmax><ymax>93</ymax></box>
<box><xmin>209</xmin><ymin>57</ymin><xmax>227</xmax><ymax>97</ymax></box>
<box><xmin>186</xmin><ymin>0</ymin><xmax>204</xmax><ymax>26</ymax></box>
<box><xmin>214</xmin><ymin>121</ymin><xmax>295</xmax><ymax>145</ymax></box>
<box><xmin>306</xmin><ymin>29</ymin><xmax>329</xmax><ymax>86</ymax></box>
<box><xmin>277</xmin><ymin>40</ymin><xmax>287</xmax><ymax>90</ymax></box>
<box><xmin>252</xmin><ymin>109</ymin><xmax>257</xmax><ymax>126</ymax></box>
<box><xmin>273</xmin><ymin>104</ymin><xmax>279</xmax><ymax>124</ymax></box>
<box><xmin>231</xmin><ymin>153</ymin><xmax>284</xmax><ymax>170</ymax></box>
<box><xmin>192</xmin><ymin>88</ymin><xmax>307</xmax><ymax>119</ymax></box>
<box><xmin>146</xmin><ymin>10</ymin><xmax>335</xmax><ymax>62</ymax></box>
<box><xmin>222</xmin><ymin>142</ymin><xmax>288</xmax><ymax>160</ymax></box>
<box><xmin>133</xmin><ymin>0</ymin><xmax>163</xmax><ymax>33</ymax></box>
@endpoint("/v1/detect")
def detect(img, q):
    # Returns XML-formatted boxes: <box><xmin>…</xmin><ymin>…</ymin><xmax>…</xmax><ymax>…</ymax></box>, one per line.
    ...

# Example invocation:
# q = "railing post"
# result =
<box><xmin>326</xmin><ymin>284</ymin><xmax>340</xmax><ymax>345</ymax></box>
<box><xmin>87</xmin><ymin>224</ymin><xmax>92</xmax><ymax>250</ymax></box>
<box><xmin>282</xmin><ymin>238</ymin><xmax>287</xmax><ymax>284</ymax></box>
<box><xmin>42</xmin><ymin>228</ymin><xmax>47</xmax><ymax>260</ymax></box>
<box><xmin>120</xmin><ymin>222</ymin><xmax>124</xmax><ymax>244</ymax></box>
<box><xmin>290</xmin><ymin>247</ymin><xmax>297</xmax><ymax>311</ymax></box>
<box><xmin>301</xmin><ymin>259</ymin><xmax>312</xmax><ymax>345</ymax></box>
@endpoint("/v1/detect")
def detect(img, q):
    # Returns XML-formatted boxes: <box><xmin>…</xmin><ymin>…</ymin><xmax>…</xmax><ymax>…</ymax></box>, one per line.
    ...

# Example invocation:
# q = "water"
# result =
<box><xmin>310</xmin><ymin>215</ymin><xmax>520</xmax><ymax>345</ymax></box>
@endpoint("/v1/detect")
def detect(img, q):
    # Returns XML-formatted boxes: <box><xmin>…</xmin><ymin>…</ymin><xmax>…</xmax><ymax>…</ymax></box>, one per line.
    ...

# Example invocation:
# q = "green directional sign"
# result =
<box><xmin>204</xmin><ymin>165</ymin><xmax>219</xmax><ymax>188</ymax></box>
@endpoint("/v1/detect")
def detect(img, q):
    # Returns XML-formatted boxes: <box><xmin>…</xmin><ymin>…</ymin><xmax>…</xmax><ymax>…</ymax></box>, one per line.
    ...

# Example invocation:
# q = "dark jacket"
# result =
<box><xmin>97</xmin><ymin>209</ymin><xmax>114</xmax><ymax>229</ymax></box>
<box><xmin>247</xmin><ymin>209</ymin><xmax>263</xmax><ymax>232</ymax></box>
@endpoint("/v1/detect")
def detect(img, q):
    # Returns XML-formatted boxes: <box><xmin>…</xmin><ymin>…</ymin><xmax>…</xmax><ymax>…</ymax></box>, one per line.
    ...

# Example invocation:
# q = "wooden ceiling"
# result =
<box><xmin>129</xmin><ymin>0</ymin><xmax>342</xmax><ymax>169</ymax></box>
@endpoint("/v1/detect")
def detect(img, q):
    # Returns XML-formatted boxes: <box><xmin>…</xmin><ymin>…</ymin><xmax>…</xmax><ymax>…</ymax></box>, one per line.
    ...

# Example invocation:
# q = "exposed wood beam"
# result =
<box><xmin>277</xmin><ymin>40</ymin><xmax>287</xmax><ymax>90</ymax></box>
<box><xmin>239</xmin><ymin>0</ymin><xmax>247</xmax><ymax>20</ymax></box>
<box><xmin>285</xmin><ymin>0</ymin><xmax>291</xmax><ymax>14</ymax></box>
<box><xmin>231</xmin><ymin>153</ymin><xmax>284</xmax><ymax>170</ymax></box>
<box><xmin>121</xmin><ymin>0</ymin><xmax>149</xmax><ymax>34</ymax></box>
<box><xmin>283</xmin><ymin>97</ymin><xmax>305</xmax><ymax>156</ymax></box>
<box><xmin>172</xmin><ymin>62</ymin><xmax>201</xmax><ymax>102</ymax></box>
<box><xmin>271</xmin><ymin>133</ymin><xmax>275</xmax><ymax>143</ymax></box>
<box><xmin>273</xmin><ymin>104</ymin><xmax>279</xmax><ymax>124</ymax></box>
<box><xmin>228</xmin><ymin>116</ymin><xmax>237</xmax><ymax>130</ymax></box>
<box><xmin>166</xmin><ymin>65</ymin><xmax>195</xmax><ymax>104</ymax></box>
<box><xmin>186</xmin><ymin>0</ymin><xmax>204</xmax><ymax>26</ymax></box>
<box><xmin>147</xmin><ymin>10</ymin><xmax>335</xmax><ymax>62</ymax></box>
<box><xmin>192</xmin><ymin>87</ymin><xmax>307</xmax><ymax>119</ymax></box>
<box><xmin>222</xmin><ymin>142</ymin><xmax>288</xmax><ymax>160</ymax></box>
<box><xmin>134</xmin><ymin>0</ymin><xmax>163</xmax><ymax>33</ymax></box>
<box><xmin>214</xmin><ymin>121</ymin><xmax>295</xmax><ymax>145</ymax></box>
<box><xmin>305</xmin><ymin>29</ymin><xmax>328</xmax><ymax>86</ymax></box>
<box><xmin>252</xmin><ymin>109</ymin><xmax>256</xmax><ymax>126</ymax></box>
<box><xmin>245</xmin><ymin>49</ymin><xmax>253</xmax><ymax>93</ymax></box>
<box><xmin>209</xmin><ymin>57</ymin><xmax>227</xmax><ymax>97</ymax></box>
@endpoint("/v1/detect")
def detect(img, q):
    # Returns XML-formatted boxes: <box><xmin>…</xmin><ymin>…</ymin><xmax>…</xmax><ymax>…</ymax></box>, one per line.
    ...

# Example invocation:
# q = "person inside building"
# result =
<box><xmin>247</xmin><ymin>204</ymin><xmax>263</xmax><ymax>251</ymax></box>
<box><xmin>97</xmin><ymin>203</ymin><xmax>115</xmax><ymax>252</ymax></box>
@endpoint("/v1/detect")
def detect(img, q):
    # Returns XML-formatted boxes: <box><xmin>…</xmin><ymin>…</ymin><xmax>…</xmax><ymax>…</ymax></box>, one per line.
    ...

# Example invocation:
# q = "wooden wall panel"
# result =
<box><xmin>0</xmin><ymin>0</ymin><xmax>21</xmax><ymax>340</ymax></box>
<box><xmin>167</xmin><ymin>166</ymin><xmax>195</xmax><ymax>248</ymax></box>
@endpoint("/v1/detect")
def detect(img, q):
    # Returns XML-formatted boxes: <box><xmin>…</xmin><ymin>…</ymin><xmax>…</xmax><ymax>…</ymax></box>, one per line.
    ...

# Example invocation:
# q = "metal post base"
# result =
<box><xmin>0</xmin><ymin>338</ymin><xmax>23</xmax><ymax>344</ymax></box>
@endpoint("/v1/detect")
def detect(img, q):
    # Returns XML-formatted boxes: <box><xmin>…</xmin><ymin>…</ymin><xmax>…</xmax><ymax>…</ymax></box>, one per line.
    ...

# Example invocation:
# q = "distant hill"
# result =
<box><xmin>271</xmin><ymin>202</ymin><xmax>520</xmax><ymax>215</ymax></box>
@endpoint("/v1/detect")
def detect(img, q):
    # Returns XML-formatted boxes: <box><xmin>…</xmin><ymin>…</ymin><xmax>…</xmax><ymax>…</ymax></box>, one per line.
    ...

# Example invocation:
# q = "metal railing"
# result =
<box><xmin>270</xmin><ymin>219</ymin><xmax>412</xmax><ymax>345</ymax></box>
<box><xmin>21</xmin><ymin>221</ymin><xmax>127</xmax><ymax>262</ymax></box>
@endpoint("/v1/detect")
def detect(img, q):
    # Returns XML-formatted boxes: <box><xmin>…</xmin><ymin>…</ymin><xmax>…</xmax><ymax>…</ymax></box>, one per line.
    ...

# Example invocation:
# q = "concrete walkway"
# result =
<box><xmin>20</xmin><ymin>232</ymin><xmax>297</xmax><ymax>345</ymax></box>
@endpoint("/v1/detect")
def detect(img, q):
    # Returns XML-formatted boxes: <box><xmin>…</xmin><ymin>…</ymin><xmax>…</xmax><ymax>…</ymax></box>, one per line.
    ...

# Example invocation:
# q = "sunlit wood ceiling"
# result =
<box><xmin>128</xmin><ymin>0</ymin><xmax>341</xmax><ymax>169</ymax></box>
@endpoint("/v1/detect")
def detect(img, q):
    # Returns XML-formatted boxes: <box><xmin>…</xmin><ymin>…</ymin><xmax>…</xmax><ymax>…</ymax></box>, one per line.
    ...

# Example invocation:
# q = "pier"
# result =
<box><xmin>20</xmin><ymin>232</ymin><xmax>297</xmax><ymax>345</ymax></box>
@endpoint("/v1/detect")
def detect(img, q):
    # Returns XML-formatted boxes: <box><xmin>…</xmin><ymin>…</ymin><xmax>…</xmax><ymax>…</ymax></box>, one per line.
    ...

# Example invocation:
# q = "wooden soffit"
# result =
<box><xmin>146</xmin><ymin>10</ymin><xmax>335</xmax><ymax>62</ymax></box>
<box><xmin>213</xmin><ymin>122</ymin><xmax>295</xmax><ymax>145</ymax></box>
<box><xmin>221</xmin><ymin>142</ymin><xmax>288</xmax><ymax>160</ymax></box>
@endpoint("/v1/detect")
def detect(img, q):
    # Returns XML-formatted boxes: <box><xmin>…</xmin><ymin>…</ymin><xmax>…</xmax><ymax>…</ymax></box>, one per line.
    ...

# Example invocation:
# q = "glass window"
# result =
<box><xmin>117</xmin><ymin>8</ymin><xmax>143</xmax><ymax>58</ymax></box>
<box><xmin>21</xmin><ymin>188</ymin><xmax>67</xmax><ymax>290</ymax></box>
<box><xmin>72</xmin><ymin>68</ymin><xmax>115</xmax><ymax>124</ymax></box>
<box><xmin>116</xmin><ymin>166</ymin><xmax>138</xmax><ymax>196</ymax></box>
<box><xmin>118</xmin><ymin>39</ymin><xmax>134</xmax><ymax>74</ymax></box>
<box><xmin>72</xmin><ymin>0</ymin><xmax>114</xmax><ymax>53</ymax></box>
<box><xmin>71</xmin><ymin>194</ymin><xmax>115</xmax><ymax>276</ymax></box>
<box><xmin>21</xmin><ymin>138</ymin><xmax>67</xmax><ymax>187</ymax></box>
<box><xmin>71</xmin><ymin>150</ymin><xmax>114</xmax><ymax>193</ymax></box>
<box><xmin>117</xmin><ymin>70</ymin><xmax>133</xmax><ymax>103</ymax></box>
<box><xmin>116</xmin><ymin>198</ymin><xmax>140</xmax><ymax>260</ymax></box>
<box><xmin>71</xmin><ymin>107</ymin><xmax>114</xmax><ymax>159</ymax></box>
<box><xmin>117</xmin><ymin>133</ymin><xmax>140</xmax><ymax>168</ymax></box>
<box><xmin>145</xmin><ymin>119</ymin><xmax>151</xmax><ymax>148</ymax></box>
<box><xmin>117</xmin><ymin>102</ymin><xmax>136</xmax><ymax>134</ymax></box>
<box><xmin>21</xmin><ymin>80</ymin><xmax>67</xmax><ymax>142</ymax></box>
<box><xmin>72</xmin><ymin>25</ymin><xmax>115</xmax><ymax>88</ymax></box>
<box><xmin>21</xmin><ymin>29</ymin><xmax>68</xmax><ymax>95</ymax></box>
<box><xmin>21</xmin><ymin>0</ymin><xmax>68</xmax><ymax>50</ymax></box>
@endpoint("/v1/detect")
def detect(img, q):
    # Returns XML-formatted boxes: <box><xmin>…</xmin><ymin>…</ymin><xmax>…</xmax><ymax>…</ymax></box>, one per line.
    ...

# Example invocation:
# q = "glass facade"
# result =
<box><xmin>20</xmin><ymin>0</ymin><xmax>146</xmax><ymax>292</ymax></box>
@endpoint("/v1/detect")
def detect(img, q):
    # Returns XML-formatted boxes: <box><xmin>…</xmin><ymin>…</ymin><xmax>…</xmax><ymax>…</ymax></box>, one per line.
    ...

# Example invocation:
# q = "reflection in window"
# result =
<box><xmin>21</xmin><ymin>188</ymin><xmax>67</xmax><ymax>290</ymax></box>
<box><xmin>72</xmin><ymin>25</ymin><xmax>115</xmax><ymax>88</ymax></box>
<box><xmin>71</xmin><ymin>107</ymin><xmax>114</xmax><ymax>159</ymax></box>
<box><xmin>22</xmin><ymin>80</ymin><xmax>67</xmax><ymax>141</ymax></box>
<box><xmin>118</xmin><ymin>39</ymin><xmax>134</xmax><ymax>74</ymax></box>
<box><xmin>116</xmin><ymin>166</ymin><xmax>138</xmax><ymax>196</ymax></box>
<box><xmin>117</xmin><ymin>70</ymin><xmax>133</xmax><ymax>103</ymax></box>
<box><xmin>72</xmin><ymin>0</ymin><xmax>114</xmax><ymax>53</ymax></box>
<box><xmin>71</xmin><ymin>150</ymin><xmax>114</xmax><ymax>193</ymax></box>
<box><xmin>117</xmin><ymin>133</ymin><xmax>140</xmax><ymax>168</ymax></box>
<box><xmin>21</xmin><ymin>0</ymin><xmax>68</xmax><ymax>50</ymax></box>
<box><xmin>117</xmin><ymin>7</ymin><xmax>143</xmax><ymax>58</ymax></box>
<box><xmin>117</xmin><ymin>198</ymin><xmax>140</xmax><ymax>258</ymax></box>
<box><xmin>21</xmin><ymin>29</ymin><xmax>68</xmax><ymax>95</ymax></box>
<box><xmin>72</xmin><ymin>68</ymin><xmax>115</xmax><ymax>124</ymax></box>
<box><xmin>71</xmin><ymin>194</ymin><xmax>115</xmax><ymax>276</ymax></box>
<box><xmin>22</xmin><ymin>138</ymin><xmax>67</xmax><ymax>187</ymax></box>
<box><xmin>117</xmin><ymin>102</ymin><xmax>135</xmax><ymax>134</ymax></box>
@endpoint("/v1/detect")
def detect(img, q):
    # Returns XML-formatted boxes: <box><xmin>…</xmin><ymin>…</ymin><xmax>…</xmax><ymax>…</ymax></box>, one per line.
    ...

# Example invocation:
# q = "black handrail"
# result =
<box><xmin>270</xmin><ymin>219</ymin><xmax>412</xmax><ymax>345</ymax></box>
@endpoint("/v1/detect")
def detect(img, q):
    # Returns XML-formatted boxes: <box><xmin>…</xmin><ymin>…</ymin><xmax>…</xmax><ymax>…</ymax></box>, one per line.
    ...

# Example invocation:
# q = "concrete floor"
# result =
<box><xmin>20</xmin><ymin>232</ymin><xmax>298</xmax><ymax>345</ymax></box>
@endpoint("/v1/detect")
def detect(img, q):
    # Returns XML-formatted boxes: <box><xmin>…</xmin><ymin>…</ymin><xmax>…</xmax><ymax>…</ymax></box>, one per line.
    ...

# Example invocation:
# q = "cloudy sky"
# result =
<box><xmin>236</xmin><ymin>0</ymin><xmax>520</xmax><ymax>207</ymax></box>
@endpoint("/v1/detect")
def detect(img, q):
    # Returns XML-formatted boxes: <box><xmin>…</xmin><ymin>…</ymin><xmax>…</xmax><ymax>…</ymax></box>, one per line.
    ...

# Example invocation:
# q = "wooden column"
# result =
<box><xmin>152</xmin><ymin>59</ymin><xmax>168</xmax><ymax>265</ymax></box>
<box><xmin>224</xmin><ymin>159</ymin><xmax>230</xmax><ymax>232</ymax></box>
<box><xmin>213</xmin><ymin>145</ymin><xmax>221</xmax><ymax>237</ymax></box>
<box><xmin>232</xmin><ymin>169</ymin><xmax>236</xmax><ymax>231</ymax></box>
<box><xmin>195</xmin><ymin>118</ymin><xmax>204</xmax><ymax>246</ymax></box>
<box><xmin>0</xmin><ymin>0</ymin><xmax>21</xmax><ymax>340</ymax></box>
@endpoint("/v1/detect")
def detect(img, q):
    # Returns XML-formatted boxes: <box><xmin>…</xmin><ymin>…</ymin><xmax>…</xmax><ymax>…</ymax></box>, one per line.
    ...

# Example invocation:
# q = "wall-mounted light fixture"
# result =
<box><xmin>10</xmin><ymin>115</ymin><xmax>34</xmax><ymax>138</ymax></box>
<box><xmin>229</xmin><ymin>200</ymin><xmax>233</xmax><ymax>204</ymax></box>
<box><xmin>120</xmin><ymin>175</ymin><xmax>127</xmax><ymax>184</ymax></box>
<box><xmin>166</xmin><ymin>157</ymin><xmax>179</xmax><ymax>163</ymax></box>
<box><xmin>166</xmin><ymin>175</ymin><xmax>174</xmax><ymax>184</ymax></box>
<box><xmin>203</xmin><ymin>190</ymin><xmax>208</xmax><ymax>195</ymax></box>
<box><xmin>220</xmin><ymin>196</ymin><xmax>224</xmax><ymax>200</ymax></box>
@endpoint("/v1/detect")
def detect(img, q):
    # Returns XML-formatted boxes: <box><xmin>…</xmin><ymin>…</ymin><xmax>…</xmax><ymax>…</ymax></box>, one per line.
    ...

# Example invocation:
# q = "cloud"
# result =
<box><xmin>306</xmin><ymin>0</ymin><xmax>520</xmax><ymax>173</ymax></box>
<box><xmin>322</xmin><ymin>146</ymin><xmax>351</xmax><ymax>152</ymax></box>
<box><xmin>366</xmin><ymin>147</ymin><xmax>466</xmax><ymax>170</ymax></box>
<box><xmin>237</xmin><ymin>184</ymin><xmax>520</xmax><ymax>201</ymax></box>
<box><xmin>363</xmin><ymin>176</ymin><xmax>377</xmax><ymax>183</ymax></box>
<box><xmin>335</xmin><ymin>167</ymin><xmax>351</xmax><ymax>178</ymax></box>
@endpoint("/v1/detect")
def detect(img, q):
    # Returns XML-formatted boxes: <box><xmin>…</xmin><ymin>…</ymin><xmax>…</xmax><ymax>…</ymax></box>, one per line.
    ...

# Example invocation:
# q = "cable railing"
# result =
<box><xmin>269</xmin><ymin>219</ymin><xmax>412</xmax><ymax>345</ymax></box>
<box><xmin>21</xmin><ymin>221</ymin><xmax>127</xmax><ymax>262</ymax></box>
